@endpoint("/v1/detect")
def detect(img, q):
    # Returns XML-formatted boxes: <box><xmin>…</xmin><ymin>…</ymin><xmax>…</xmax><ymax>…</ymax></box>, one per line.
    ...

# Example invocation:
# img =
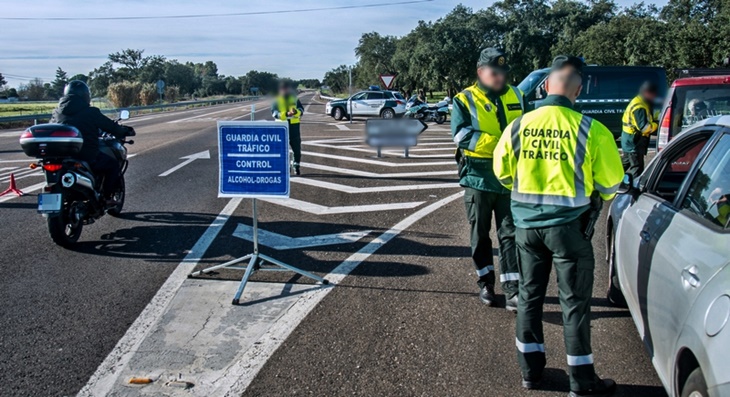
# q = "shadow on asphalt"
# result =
<box><xmin>0</xmin><ymin>202</ymin><xmax>37</xmax><ymax>209</ymax></box>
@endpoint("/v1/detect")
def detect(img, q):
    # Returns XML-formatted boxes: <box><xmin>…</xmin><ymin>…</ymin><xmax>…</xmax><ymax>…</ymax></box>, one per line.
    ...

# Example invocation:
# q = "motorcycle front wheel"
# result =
<box><xmin>48</xmin><ymin>205</ymin><xmax>83</xmax><ymax>247</ymax></box>
<box><xmin>435</xmin><ymin>114</ymin><xmax>447</xmax><ymax>124</ymax></box>
<box><xmin>107</xmin><ymin>175</ymin><xmax>125</xmax><ymax>217</ymax></box>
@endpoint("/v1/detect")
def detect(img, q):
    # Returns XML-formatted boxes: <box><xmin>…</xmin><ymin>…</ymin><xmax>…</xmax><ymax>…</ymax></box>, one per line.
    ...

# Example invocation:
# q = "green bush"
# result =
<box><xmin>139</xmin><ymin>83</ymin><xmax>158</xmax><ymax>106</ymax></box>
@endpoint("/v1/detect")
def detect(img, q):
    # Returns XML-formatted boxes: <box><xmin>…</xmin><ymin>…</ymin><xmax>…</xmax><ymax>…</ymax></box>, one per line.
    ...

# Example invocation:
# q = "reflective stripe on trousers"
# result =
<box><xmin>516</xmin><ymin>338</ymin><xmax>545</xmax><ymax>353</ymax></box>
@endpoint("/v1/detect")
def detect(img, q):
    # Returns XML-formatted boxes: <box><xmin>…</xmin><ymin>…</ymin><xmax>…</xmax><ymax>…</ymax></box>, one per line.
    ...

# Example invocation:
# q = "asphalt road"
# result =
<box><xmin>0</xmin><ymin>94</ymin><xmax>666</xmax><ymax>396</ymax></box>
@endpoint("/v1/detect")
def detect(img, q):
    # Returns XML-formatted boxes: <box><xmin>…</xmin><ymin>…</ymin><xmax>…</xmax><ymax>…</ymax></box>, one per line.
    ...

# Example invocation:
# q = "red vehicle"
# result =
<box><xmin>658</xmin><ymin>73</ymin><xmax>730</xmax><ymax>151</ymax></box>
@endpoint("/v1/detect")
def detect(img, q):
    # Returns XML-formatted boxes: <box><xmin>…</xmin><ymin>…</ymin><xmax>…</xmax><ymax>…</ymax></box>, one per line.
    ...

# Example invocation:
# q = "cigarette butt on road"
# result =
<box><xmin>128</xmin><ymin>377</ymin><xmax>154</xmax><ymax>385</ymax></box>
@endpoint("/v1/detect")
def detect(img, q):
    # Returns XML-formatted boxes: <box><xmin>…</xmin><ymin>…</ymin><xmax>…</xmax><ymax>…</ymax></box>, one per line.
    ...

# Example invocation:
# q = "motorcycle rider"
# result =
<box><xmin>51</xmin><ymin>80</ymin><xmax>133</xmax><ymax>206</ymax></box>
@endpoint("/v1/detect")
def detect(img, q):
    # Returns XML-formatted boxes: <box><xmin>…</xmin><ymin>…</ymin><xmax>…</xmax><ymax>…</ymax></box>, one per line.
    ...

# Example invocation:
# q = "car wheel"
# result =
<box><xmin>607</xmin><ymin>229</ymin><xmax>628</xmax><ymax>308</ymax></box>
<box><xmin>333</xmin><ymin>107</ymin><xmax>344</xmax><ymax>121</ymax></box>
<box><xmin>381</xmin><ymin>108</ymin><xmax>395</xmax><ymax>119</ymax></box>
<box><xmin>681</xmin><ymin>368</ymin><xmax>708</xmax><ymax>397</ymax></box>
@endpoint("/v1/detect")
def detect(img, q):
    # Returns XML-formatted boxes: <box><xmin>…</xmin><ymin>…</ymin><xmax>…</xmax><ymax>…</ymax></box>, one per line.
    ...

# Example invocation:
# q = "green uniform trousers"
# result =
<box><xmin>464</xmin><ymin>187</ymin><xmax>519</xmax><ymax>297</ymax></box>
<box><xmin>515</xmin><ymin>219</ymin><xmax>597</xmax><ymax>392</ymax></box>
<box><xmin>289</xmin><ymin>122</ymin><xmax>302</xmax><ymax>166</ymax></box>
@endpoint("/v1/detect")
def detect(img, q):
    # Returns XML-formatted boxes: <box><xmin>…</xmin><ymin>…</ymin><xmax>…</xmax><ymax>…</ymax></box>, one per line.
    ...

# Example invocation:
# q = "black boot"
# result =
<box><xmin>295</xmin><ymin>165</ymin><xmax>301</xmax><ymax>175</ymax></box>
<box><xmin>569</xmin><ymin>378</ymin><xmax>617</xmax><ymax>397</ymax></box>
<box><xmin>506</xmin><ymin>294</ymin><xmax>518</xmax><ymax>312</ymax></box>
<box><xmin>480</xmin><ymin>284</ymin><xmax>495</xmax><ymax>306</ymax></box>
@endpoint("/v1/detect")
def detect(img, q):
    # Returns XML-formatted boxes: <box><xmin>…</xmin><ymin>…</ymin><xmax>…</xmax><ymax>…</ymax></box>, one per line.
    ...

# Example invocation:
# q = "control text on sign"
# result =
<box><xmin>217</xmin><ymin>121</ymin><xmax>290</xmax><ymax>198</ymax></box>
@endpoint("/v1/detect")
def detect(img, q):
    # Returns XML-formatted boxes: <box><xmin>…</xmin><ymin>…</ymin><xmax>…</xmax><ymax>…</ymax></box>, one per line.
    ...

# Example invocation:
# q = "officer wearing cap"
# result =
<box><xmin>272</xmin><ymin>81</ymin><xmax>304</xmax><ymax>175</ymax></box>
<box><xmin>621</xmin><ymin>81</ymin><xmax>659</xmax><ymax>178</ymax></box>
<box><xmin>451</xmin><ymin>47</ymin><xmax>524</xmax><ymax>310</ymax></box>
<box><xmin>494</xmin><ymin>56</ymin><xmax>623</xmax><ymax>396</ymax></box>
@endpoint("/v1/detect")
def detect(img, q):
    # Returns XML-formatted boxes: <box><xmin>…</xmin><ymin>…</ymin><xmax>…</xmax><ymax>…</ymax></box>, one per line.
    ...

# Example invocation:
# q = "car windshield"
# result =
<box><xmin>673</xmin><ymin>85</ymin><xmax>730</xmax><ymax>131</ymax></box>
<box><xmin>517</xmin><ymin>70</ymin><xmax>548</xmax><ymax>94</ymax></box>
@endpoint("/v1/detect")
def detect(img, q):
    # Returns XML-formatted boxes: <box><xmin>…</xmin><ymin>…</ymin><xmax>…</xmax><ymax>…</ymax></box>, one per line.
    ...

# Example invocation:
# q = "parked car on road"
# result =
<box><xmin>605</xmin><ymin>117</ymin><xmax>730</xmax><ymax>397</ymax></box>
<box><xmin>518</xmin><ymin>65</ymin><xmax>667</xmax><ymax>139</ymax></box>
<box><xmin>325</xmin><ymin>90</ymin><xmax>406</xmax><ymax>120</ymax></box>
<box><xmin>657</xmin><ymin>74</ymin><xmax>730</xmax><ymax>152</ymax></box>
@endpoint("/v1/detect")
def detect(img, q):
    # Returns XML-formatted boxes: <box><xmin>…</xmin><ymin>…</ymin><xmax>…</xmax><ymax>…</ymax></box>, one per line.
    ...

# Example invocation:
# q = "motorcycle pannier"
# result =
<box><xmin>19</xmin><ymin>124</ymin><xmax>83</xmax><ymax>157</ymax></box>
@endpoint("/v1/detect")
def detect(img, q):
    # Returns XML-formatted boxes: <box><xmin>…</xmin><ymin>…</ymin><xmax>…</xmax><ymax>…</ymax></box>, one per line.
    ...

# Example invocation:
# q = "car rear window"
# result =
<box><xmin>367</xmin><ymin>92</ymin><xmax>384</xmax><ymax>100</ymax></box>
<box><xmin>392</xmin><ymin>92</ymin><xmax>405</xmax><ymax>100</ymax></box>
<box><xmin>672</xmin><ymin>85</ymin><xmax>730</xmax><ymax>131</ymax></box>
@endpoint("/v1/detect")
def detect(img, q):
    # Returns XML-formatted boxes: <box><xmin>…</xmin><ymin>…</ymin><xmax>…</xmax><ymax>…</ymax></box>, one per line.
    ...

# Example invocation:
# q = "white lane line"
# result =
<box><xmin>0</xmin><ymin>181</ymin><xmax>46</xmax><ymax>203</ymax></box>
<box><xmin>0</xmin><ymin>159</ymin><xmax>35</xmax><ymax>164</ymax></box>
<box><xmin>260</xmin><ymin>197</ymin><xmax>423</xmax><ymax>215</ymax></box>
<box><xmin>301</xmin><ymin>162</ymin><xmax>455</xmax><ymax>178</ymax></box>
<box><xmin>0</xmin><ymin>167</ymin><xmax>40</xmax><ymax>181</ymax></box>
<box><xmin>166</xmin><ymin>104</ymin><xmax>255</xmax><ymax>124</ymax></box>
<box><xmin>291</xmin><ymin>177</ymin><xmax>459</xmax><ymax>193</ymax></box>
<box><xmin>78</xmin><ymin>197</ymin><xmax>243</xmax><ymax>397</ymax></box>
<box><xmin>0</xmin><ymin>170</ymin><xmax>42</xmax><ymax>183</ymax></box>
<box><xmin>158</xmin><ymin>150</ymin><xmax>211</xmax><ymax>177</ymax></box>
<box><xmin>0</xmin><ymin>166</ymin><xmax>20</xmax><ymax>175</ymax></box>
<box><xmin>218</xmin><ymin>191</ymin><xmax>465</xmax><ymax>396</ymax></box>
<box><xmin>329</xmin><ymin>123</ymin><xmax>350</xmax><ymax>131</ymax></box>
<box><xmin>303</xmin><ymin>151</ymin><xmax>452</xmax><ymax>167</ymax></box>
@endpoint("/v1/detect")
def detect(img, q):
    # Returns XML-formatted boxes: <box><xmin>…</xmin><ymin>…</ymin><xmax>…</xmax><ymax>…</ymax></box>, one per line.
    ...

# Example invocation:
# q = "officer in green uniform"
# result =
<box><xmin>493</xmin><ymin>56</ymin><xmax>624</xmax><ymax>396</ymax></box>
<box><xmin>621</xmin><ymin>81</ymin><xmax>659</xmax><ymax>178</ymax></box>
<box><xmin>272</xmin><ymin>81</ymin><xmax>305</xmax><ymax>175</ymax></box>
<box><xmin>451</xmin><ymin>48</ymin><xmax>524</xmax><ymax>310</ymax></box>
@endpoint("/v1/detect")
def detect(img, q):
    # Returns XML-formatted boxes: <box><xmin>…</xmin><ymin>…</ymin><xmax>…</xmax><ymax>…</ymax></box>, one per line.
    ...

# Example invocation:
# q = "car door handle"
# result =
<box><xmin>681</xmin><ymin>265</ymin><xmax>701</xmax><ymax>289</ymax></box>
<box><xmin>640</xmin><ymin>230</ymin><xmax>651</xmax><ymax>242</ymax></box>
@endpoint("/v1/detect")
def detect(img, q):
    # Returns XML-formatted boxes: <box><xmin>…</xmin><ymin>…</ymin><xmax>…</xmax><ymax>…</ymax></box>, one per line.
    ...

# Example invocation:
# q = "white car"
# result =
<box><xmin>606</xmin><ymin>117</ymin><xmax>730</xmax><ymax>397</ymax></box>
<box><xmin>325</xmin><ymin>90</ymin><xmax>407</xmax><ymax>120</ymax></box>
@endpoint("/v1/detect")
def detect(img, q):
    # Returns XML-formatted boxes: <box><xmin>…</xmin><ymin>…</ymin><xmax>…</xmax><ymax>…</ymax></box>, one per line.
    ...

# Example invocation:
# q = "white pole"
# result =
<box><xmin>349</xmin><ymin>66</ymin><xmax>353</xmax><ymax>124</ymax></box>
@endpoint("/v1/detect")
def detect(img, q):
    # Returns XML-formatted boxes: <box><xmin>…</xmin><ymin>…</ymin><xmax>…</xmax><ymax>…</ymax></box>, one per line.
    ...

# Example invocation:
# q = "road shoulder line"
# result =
<box><xmin>77</xmin><ymin>197</ymin><xmax>243</xmax><ymax>397</ymax></box>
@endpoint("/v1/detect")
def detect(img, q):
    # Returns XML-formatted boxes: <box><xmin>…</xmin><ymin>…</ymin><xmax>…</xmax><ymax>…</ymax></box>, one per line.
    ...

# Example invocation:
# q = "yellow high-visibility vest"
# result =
<box><xmin>453</xmin><ymin>84</ymin><xmax>523</xmax><ymax>159</ymax></box>
<box><xmin>494</xmin><ymin>104</ymin><xmax>624</xmax><ymax>205</ymax></box>
<box><xmin>277</xmin><ymin>95</ymin><xmax>301</xmax><ymax>124</ymax></box>
<box><xmin>622</xmin><ymin>95</ymin><xmax>656</xmax><ymax>137</ymax></box>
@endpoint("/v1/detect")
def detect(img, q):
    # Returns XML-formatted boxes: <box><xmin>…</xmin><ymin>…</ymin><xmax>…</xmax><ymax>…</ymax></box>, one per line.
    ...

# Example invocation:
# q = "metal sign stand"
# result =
<box><xmin>189</xmin><ymin>199</ymin><xmax>328</xmax><ymax>305</ymax></box>
<box><xmin>188</xmin><ymin>104</ymin><xmax>328</xmax><ymax>305</ymax></box>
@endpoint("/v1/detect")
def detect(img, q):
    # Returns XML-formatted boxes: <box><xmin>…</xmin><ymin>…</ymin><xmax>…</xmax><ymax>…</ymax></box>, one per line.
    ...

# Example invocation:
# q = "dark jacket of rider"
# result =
<box><xmin>51</xmin><ymin>94</ymin><xmax>129</xmax><ymax>162</ymax></box>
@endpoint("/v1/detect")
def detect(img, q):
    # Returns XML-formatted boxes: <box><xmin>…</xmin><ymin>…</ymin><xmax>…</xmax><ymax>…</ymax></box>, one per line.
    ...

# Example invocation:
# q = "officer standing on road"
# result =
<box><xmin>272</xmin><ymin>81</ymin><xmax>304</xmax><ymax>175</ymax></box>
<box><xmin>493</xmin><ymin>56</ymin><xmax>624</xmax><ymax>396</ymax></box>
<box><xmin>621</xmin><ymin>81</ymin><xmax>659</xmax><ymax>178</ymax></box>
<box><xmin>451</xmin><ymin>47</ymin><xmax>524</xmax><ymax>309</ymax></box>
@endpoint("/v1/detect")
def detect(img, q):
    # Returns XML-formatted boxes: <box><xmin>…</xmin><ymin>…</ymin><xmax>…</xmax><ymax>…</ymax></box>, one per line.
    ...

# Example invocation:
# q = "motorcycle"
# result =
<box><xmin>19</xmin><ymin>110</ymin><xmax>136</xmax><ymax>247</ymax></box>
<box><xmin>404</xmin><ymin>95</ymin><xmax>450</xmax><ymax>124</ymax></box>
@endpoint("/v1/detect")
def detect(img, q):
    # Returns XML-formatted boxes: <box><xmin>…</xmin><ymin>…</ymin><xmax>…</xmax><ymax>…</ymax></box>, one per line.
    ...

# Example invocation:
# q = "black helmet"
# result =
<box><xmin>64</xmin><ymin>80</ymin><xmax>91</xmax><ymax>104</ymax></box>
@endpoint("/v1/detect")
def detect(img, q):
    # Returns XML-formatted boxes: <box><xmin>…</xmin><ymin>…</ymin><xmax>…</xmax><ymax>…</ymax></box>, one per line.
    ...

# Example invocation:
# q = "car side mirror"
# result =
<box><xmin>617</xmin><ymin>173</ymin><xmax>634</xmax><ymax>195</ymax></box>
<box><xmin>119</xmin><ymin>110</ymin><xmax>130</xmax><ymax>120</ymax></box>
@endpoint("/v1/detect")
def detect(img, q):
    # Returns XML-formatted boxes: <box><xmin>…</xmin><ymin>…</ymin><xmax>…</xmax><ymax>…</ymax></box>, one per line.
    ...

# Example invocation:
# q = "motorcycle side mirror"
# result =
<box><xmin>119</xmin><ymin>110</ymin><xmax>130</xmax><ymax>120</ymax></box>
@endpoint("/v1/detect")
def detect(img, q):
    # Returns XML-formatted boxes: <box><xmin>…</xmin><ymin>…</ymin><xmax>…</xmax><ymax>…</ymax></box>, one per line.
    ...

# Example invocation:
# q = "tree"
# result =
<box><xmin>89</xmin><ymin>61</ymin><xmax>116</xmax><ymax>97</ymax></box>
<box><xmin>51</xmin><ymin>67</ymin><xmax>69</xmax><ymax>99</ymax></box>
<box><xmin>164</xmin><ymin>60</ymin><xmax>198</xmax><ymax>96</ymax></box>
<box><xmin>109</xmin><ymin>49</ymin><xmax>146</xmax><ymax>81</ymax></box>
<box><xmin>241</xmin><ymin>70</ymin><xmax>279</xmax><ymax>95</ymax></box>
<box><xmin>6</xmin><ymin>88</ymin><xmax>18</xmax><ymax>98</ymax></box>
<box><xmin>355</xmin><ymin>32</ymin><xmax>399</xmax><ymax>87</ymax></box>
<box><xmin>225</xmin><ymin>76</ymin><xmax>243</xmax><ymax>95</ymax></box>
<box><xmin>0</xmin><ymin>72</ymin><xmax>6</xmax><ymax>88</ymax></box>
<box><xmin>323</xmin><ymin>65</ymin><xmax>354</xmax><ymax>94</ymax></box>
<box><xmin>18</xmin><ymin>78</ymin><xmax>46</xmax><ymax>100</ymax></box>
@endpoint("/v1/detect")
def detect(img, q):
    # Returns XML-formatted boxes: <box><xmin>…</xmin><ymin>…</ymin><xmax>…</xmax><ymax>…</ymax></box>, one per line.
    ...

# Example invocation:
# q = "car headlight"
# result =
<box><xmin>705</xmin><ymin>294</ymin><xmax>730</xmax><ymax>337</ymax></box>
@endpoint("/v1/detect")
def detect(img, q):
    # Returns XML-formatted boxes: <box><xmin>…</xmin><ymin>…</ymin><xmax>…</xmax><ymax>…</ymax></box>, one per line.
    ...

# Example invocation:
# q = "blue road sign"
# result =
<box><xmin>217</xmin><ymin>121</ymin><xmax>290</xmax><ymax>198</ymax></box>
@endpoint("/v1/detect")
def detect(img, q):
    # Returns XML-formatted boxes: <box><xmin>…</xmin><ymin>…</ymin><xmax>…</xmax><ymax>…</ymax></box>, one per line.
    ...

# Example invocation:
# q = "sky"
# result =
<box><xmin>2</xmin><ymin>0</ymin><xmax>663</xmax><ymax>88</ymax></box>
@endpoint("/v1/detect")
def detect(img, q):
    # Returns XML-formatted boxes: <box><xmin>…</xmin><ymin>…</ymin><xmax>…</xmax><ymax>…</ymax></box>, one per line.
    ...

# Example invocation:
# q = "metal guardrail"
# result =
<box><xmin>0</xmin><ymin>96</ymin><xmax>262</xmax><ymax>124</ymax></box>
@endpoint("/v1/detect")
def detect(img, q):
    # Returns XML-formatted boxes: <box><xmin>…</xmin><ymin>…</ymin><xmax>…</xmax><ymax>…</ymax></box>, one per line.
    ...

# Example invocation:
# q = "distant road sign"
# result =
<box><xmin>379</xmin><ymin>74</ymin><xmax>396</xmax><ymax>90</ymax></box>
<box><xmin>218</xmin><ymin>121</ymin><xmax>290</xmax><ymax>198</ymax></box>
<box><xmin>365</xmin><ymin>118</ymin><xmax>427</xmax><ymax>148</ymax></box>
<box><xmin>156</xmin><ymin>79</ymin><xmax>165</xmax><ymax>94</ymax></box>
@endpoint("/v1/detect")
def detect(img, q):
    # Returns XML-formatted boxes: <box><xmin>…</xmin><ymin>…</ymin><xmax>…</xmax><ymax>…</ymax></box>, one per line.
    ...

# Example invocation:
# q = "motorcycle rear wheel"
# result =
<box><xmin>48</xmin><ymin>210</ymin><xmax>83</xmax><ymax>247</ymax></box>
<box><xmin>435</xmin><ymin>114</ymin><xmax>447</xmax><ymax>124</ymax></box>
<box><xmin>107</xmin><ymin>176</ymin><xmax>125</xmax><ymax>217</ymax></box>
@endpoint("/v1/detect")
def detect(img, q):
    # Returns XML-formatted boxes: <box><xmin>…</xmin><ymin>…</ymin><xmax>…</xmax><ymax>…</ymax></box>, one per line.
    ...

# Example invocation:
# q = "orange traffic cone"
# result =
<box><xmin>0</xmin><ymin>173</ymin><xmax>24</xmax><ymax>197</ymax></box>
